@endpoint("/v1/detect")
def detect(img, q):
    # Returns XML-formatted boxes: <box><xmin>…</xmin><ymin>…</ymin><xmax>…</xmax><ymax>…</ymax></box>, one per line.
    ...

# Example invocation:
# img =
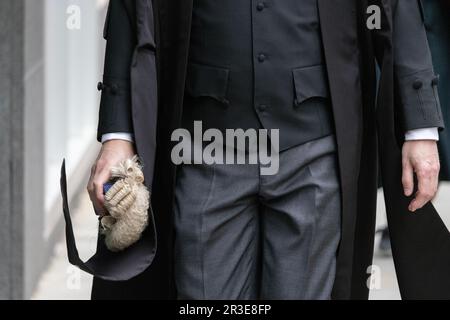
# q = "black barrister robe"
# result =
<box><xmin>71</xmin><ymin>0</ymin><xmax>450</xmax><ymax>299</ymax></box>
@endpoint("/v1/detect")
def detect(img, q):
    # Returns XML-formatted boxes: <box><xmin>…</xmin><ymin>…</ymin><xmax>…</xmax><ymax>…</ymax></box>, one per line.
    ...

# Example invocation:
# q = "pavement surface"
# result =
<box><xmin>32</xmin><ymin>183</ymin><xmax>450</xmax><ymax>300</ymax></box>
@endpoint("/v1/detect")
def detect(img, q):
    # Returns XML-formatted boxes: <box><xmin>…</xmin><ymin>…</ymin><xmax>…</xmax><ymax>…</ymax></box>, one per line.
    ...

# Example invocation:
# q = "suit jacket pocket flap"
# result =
<box><xmin>293</xmin><ymin>64</ymin><xmax>329</xmax><ymax>105</ymax></box>
<box><xmin>185</xmin><ymin>63</ymin><xmax>230</xmax><ymax>104</ymax></box>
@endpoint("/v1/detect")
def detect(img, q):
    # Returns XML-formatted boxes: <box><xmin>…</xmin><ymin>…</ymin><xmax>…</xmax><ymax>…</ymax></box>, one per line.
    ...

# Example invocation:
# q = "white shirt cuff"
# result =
<box><xmin>101</xmin><ymin>133</ymin><xmax>135</xmax><ymax>144</ymax></box>
<box><xmin>405</xmin><ymin>127</ymin><xmax>439</xmax><ymax>141</ymax></box>
<box><xmin>102</xmin><ymin>129</ymin><xmax>438</xmax><ymax>143</ymax></box>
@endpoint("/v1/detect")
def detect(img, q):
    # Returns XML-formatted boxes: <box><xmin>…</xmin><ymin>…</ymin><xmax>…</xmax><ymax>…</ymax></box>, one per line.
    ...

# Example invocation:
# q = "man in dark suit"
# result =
<box><xmin>83</xmin><ymin>0</ymin><xmax>449</xmax><ymax>299</ymax></box>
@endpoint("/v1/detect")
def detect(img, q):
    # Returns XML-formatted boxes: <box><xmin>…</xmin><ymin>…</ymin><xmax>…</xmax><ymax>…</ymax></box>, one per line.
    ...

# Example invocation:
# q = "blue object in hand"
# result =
<box><xmin>103</xmin><ymin>182</ymin><xmax>115</xmax><ymax>195</ymax></box>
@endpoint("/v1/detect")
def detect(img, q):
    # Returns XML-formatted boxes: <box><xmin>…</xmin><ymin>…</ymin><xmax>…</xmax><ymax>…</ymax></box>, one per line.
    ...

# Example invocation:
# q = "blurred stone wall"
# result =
<box><xmin>0</xmin><ymin>0</ymin><xmax>106</xmax><ymax>299</ymax></box>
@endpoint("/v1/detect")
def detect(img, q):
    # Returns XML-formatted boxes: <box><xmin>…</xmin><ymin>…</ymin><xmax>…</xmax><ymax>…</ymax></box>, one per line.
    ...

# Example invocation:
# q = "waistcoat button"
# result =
<box><xmin>413</xmin><ymin>80</ymin><xmax>423</xmax><ymax>90</ymax></box>
<box><xmin>258</xmin><ymin>53</ymin><xmax>266</xmax><ymax>62</ymax></box>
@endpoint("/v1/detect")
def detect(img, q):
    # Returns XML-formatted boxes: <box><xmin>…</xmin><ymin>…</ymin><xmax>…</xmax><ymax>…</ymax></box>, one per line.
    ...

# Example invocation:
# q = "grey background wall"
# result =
<box><xmin>0</xmin><ymin>0</ymin><xmax>107</xmax><ymax>299</ymax></box>
<box><xmin>0</xmin><ymin>0</ymin><xmax>25</xmax><ymax>301</ymax></box>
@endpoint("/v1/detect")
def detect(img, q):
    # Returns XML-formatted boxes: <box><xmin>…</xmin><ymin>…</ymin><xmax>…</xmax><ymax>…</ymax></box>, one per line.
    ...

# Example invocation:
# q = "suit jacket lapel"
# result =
<box><xmin>318</xmin><ymin>0</ymin><xmax>363</xmax><ymax>299</ymax></box>
<box><xmin>170</xmin><ymin>0</ymin><xmax>193</xmax><ymax>119</ymax></box>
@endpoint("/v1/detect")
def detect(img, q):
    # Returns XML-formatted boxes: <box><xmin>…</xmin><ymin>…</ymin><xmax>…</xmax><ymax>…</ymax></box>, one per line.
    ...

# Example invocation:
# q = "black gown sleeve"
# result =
<box><xmin>96</xmin><ymin>0</ymin><xmax>136</xmax><ymax>142</ymax></box>
<box><xmin>392</xmin><ymin>0</ymin><xmax>444</xmax><ymax>131</ymax></box>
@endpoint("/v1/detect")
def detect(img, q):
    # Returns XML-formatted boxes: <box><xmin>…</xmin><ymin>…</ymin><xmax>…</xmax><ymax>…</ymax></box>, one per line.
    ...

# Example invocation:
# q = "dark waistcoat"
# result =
<box><xmin>183</xmin><ymin>0</ymin><xmax>334</xmax><ymax>150</ymax></box>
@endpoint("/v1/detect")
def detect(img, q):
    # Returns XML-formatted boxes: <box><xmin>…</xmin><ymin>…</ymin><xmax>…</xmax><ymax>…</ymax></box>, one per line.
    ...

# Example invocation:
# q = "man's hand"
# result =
<box><xmin>87</xmin><ymin>140</ymin><xmax>136</xmax><ymax>216</ymax></box>
<box><xmin>402</xmin><ymin>140</ymin><xmax>440</xmax><ymax>212</ymax></box>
